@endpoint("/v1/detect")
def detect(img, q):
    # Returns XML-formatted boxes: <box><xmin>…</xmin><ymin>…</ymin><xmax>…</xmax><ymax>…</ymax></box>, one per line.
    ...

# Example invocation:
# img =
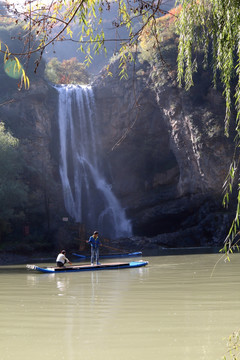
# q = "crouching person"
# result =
<box><xmin>56</xmin><ymin>250</ymin><xmax>72</xmax><ymax>267</ymax></box>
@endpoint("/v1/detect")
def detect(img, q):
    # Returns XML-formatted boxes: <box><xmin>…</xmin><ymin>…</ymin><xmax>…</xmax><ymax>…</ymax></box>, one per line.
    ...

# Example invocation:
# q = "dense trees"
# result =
<box><xmin>45</xmin><ymin>57</ymin><xmax>90</xmax><ymax>84</ymax></box>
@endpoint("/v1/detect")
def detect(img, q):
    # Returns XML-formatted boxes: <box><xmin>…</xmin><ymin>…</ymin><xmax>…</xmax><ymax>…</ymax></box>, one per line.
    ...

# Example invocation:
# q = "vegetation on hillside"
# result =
<box><xmin>138</xmin><ymin>6</ymin><xmax>180</xmax><ymax>87</ymax></box>
<box><xmin>0</xmin><ymin>0</ymin><xmax>175</xmax><ymax>81</ymax></box>
<box><xmin>45</xmin><ymin>57</ymin><xmax>90</xmax><ymax>84</ymax></box>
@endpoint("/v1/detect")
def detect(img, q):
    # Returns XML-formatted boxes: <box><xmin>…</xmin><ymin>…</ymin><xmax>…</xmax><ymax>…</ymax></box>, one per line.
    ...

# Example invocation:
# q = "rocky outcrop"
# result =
<box><xmin>1</xmin><ymin>77</ymin><xmax>65</xmax><ymax>245</ymax></box>
<box><xmin>0</xmin><ymin>49</ymin><xmax>234</xmax><ymax>251</ymax></box>
<box><xmin>92</xmin><ymin>57</ymin><xmax>234</xmax><ymax>247</ymax></box>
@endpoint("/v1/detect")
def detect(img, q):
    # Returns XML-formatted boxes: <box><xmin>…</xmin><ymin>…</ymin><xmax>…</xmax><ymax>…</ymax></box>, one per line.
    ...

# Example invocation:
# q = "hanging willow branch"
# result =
<box><xmin>0</xmin><ymin>0</ymin><xmax>175</xmax><ymax>83</ymax></box>
<box><xmin>176</xmin><ymin>0</ymin><xmax>240</xmax><ymax>252</ymax></box>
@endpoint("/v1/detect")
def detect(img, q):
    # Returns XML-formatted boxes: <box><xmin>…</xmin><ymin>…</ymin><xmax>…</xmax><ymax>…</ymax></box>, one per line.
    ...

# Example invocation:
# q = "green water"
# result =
<box><xmin>0</xmin><ymin>253</ymin><xmax>240</xmax><ymax>360</ymax></box>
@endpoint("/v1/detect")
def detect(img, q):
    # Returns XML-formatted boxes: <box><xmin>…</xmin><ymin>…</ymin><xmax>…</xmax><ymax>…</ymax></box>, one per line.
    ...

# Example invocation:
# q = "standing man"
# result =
<box><xmin>56</xmin><ymin>250</ymin><xmax>72</xmax><ymax>267</ymax></box>
<box><xmin>87</xmin><ymin>231</ymin><xmax>101</xmax><ymax>266</ymax></box>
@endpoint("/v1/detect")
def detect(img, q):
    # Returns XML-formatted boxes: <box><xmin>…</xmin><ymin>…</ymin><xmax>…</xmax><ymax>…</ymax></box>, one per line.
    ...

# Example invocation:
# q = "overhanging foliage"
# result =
<box><xmin>176</xmin><ymin>0</ymin><xmax>240</xmax><ymax>251</ymax></box>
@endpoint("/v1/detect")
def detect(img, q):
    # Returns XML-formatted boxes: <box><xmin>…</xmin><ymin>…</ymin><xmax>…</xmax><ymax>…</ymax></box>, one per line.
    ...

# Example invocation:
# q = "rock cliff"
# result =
<box><xmin>0</xmin><ymin>76</ymin><xmax>66</xmax><ymax>250</ymax></box>
<box><xmin>0</xmin><ymin>49</ymin><xmax>235</xmax><ymax>252</ymax></box>
<box><xmin>92</xmin><ymin>56</ymin><xmax>234</xmax><ymax>248</ymax></box>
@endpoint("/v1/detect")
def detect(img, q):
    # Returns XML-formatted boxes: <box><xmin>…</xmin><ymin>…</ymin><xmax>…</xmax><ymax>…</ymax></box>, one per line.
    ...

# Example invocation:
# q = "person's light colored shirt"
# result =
<box><xmin>56</xmin><ymin>253</ymin><xmax>69</xmax><ymax>264</ymax></box>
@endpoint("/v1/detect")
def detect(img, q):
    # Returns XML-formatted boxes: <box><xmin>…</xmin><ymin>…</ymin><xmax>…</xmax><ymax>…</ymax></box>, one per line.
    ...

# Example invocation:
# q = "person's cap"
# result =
<box><xmin>61</xmin><ymin>250</ymin><xmax>66</xmax><ymax>254</ymax></box>
<box><xmin>93</xmin><ymin>231</ymin><xmax>98</xmax><ymax>235</ymax></box>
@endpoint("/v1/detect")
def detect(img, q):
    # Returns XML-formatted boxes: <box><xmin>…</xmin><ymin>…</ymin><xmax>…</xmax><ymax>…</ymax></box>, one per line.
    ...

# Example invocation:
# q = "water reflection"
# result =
<box><xmin>56</xmin><ymin>276</ymin><xmax>69</xmax><ymax>294</ymax></box>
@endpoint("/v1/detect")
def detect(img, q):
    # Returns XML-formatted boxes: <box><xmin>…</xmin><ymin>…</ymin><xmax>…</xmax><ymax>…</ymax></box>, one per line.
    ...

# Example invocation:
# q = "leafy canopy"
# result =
<box><xmin>2</xmin><ymin>0</ymin><xmax>173</xmax><ymax>80</ymax></box>
<box><xmin>45</xmin><ymin>57</ymin><xmax>90</xmax><ymax>84</ymax></box>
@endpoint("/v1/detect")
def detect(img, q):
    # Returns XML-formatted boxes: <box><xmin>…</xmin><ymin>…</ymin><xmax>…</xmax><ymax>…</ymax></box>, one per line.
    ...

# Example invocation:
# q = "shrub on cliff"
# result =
<box><xmin>138</xmin><ymin>6</ymin><xmax>181</xmax><ymax>87</ymax></box>
<box><xmin>45</xmin><ymin>57</ymin><xmax>90</xmax><ymax>85</ymax></box>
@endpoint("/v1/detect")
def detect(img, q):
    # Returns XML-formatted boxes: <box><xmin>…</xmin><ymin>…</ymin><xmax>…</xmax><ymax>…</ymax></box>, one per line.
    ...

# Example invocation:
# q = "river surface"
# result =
<box><xmin>1</xmin><ymin>253</ymin><xmax>240</xmax><ymax>360</ymax></box>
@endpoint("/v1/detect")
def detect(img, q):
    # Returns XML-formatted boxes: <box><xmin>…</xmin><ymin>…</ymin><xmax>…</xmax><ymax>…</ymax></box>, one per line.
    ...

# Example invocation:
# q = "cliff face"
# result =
<box><xmin>92</xmin><ymin>59</ymin><xmax>234</xmax><ymax>247</ymax></box>
<box><xmin>0</xmin><ymin>52</ymin><xmax>234</xmax><ymax>250</ymax></box>
<box><xmin>1</xmin><ymin>78</ymin><xmax>66</xmax><ymax>248</ymax></box>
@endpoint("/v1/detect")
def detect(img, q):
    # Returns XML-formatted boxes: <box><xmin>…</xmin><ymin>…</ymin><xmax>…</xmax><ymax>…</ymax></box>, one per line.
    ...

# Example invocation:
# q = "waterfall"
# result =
<box><xmin>56</xmin><ymin>84</ymin><xmax>132</xmax><ymax>239</ymax></box>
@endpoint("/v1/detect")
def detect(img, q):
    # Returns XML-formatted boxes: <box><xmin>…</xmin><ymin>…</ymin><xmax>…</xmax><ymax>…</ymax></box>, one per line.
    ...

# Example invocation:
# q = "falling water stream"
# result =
<box><xmin>56</xmin><ymin>85</ymin><xmax>132</xmax><ymax>239</ymax></box>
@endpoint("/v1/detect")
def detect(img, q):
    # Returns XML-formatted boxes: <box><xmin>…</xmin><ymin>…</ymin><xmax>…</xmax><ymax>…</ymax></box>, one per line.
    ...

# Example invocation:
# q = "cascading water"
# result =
<box><xmin>56</xmin><ymin>84</ymin><xmax>132</xmax><ymax>239</ymax></box>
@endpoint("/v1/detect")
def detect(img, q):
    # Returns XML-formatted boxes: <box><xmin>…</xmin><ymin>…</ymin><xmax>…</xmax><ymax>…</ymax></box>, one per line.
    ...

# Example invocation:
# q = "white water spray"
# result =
<box><xmin>56</xmin><ymin>84</ymin><xmax>132</xmax><ymax>239</ymax></box>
